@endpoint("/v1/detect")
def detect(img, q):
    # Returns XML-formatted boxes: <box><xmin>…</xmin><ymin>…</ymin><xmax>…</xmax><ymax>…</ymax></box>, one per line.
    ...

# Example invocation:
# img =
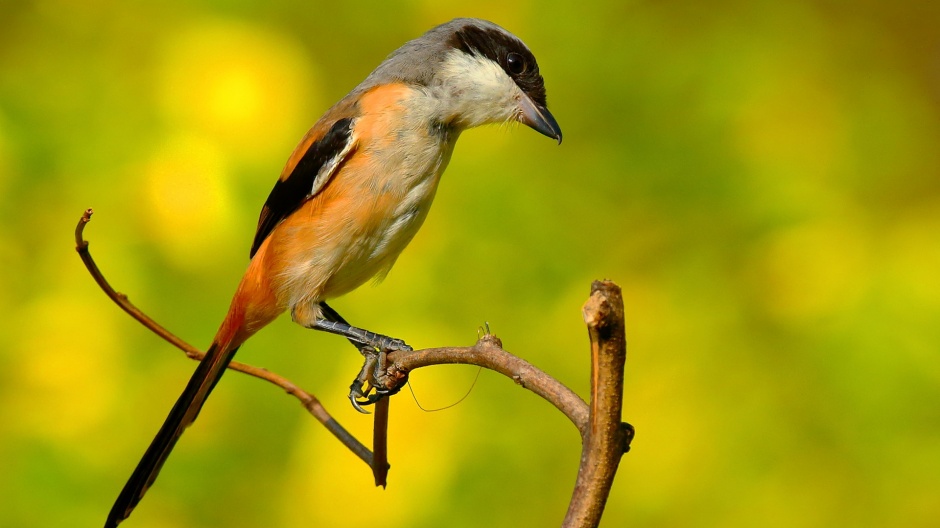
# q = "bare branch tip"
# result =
<box><xmin>583</xmin><ymin>279</ymin><xmax>624</xmax><ymax>327</ymax></box>
<box><xmin>476</xmin><ymin>333</ymin><xmax>503</xmax><ymax>350</ymax></box>
<box><xmin>75</xmin><ymin>208</ymin><xmax>95</xmax><ymax>250</ymax></box>
<box><xmin>590</xmin><ymin>279</ymin><xmax>621</xmax><ymax>296</ymax></box>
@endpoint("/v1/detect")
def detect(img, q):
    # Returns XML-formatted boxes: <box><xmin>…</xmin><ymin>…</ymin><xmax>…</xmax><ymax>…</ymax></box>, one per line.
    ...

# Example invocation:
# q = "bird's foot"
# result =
<box><xmin>348</xmin><ymin>345</ymin><xmax>409</xmax><ymax>413</ymax></box>
<box><xmin>309</xmin><ymin>318</ymin><xmax>411</xmax><ymax>412</ymax></box>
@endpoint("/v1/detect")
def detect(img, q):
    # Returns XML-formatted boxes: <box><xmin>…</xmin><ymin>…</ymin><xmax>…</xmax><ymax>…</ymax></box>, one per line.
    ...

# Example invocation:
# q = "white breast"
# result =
<box><xmin>318</xmin><ymin>94</ymin><xmax>459</xmax><ymax>297</ymax></box>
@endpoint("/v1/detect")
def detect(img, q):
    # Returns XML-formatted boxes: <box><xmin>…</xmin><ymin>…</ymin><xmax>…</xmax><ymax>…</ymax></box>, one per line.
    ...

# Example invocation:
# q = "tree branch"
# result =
<box><xmin>77</xmin><ymin>209</ymin><xmax>632</xmax><ymax>526</ymax></box>
<box><xmin>75</xmin><ymin>209</ymin><xmax>378</xmax><ymax>471</ymax></box>
<box><xmin>564</xmin><ymin>281</ymin><xmax>633</xmax><ymax>527</ymax></box>
<box><xmin>385</xmin><ymin>337</ymin><xmax>591</xmax><ymax>437</ymax></box>
<box><xmin>384</xmin><ymin>281</ymin><xmax>633</xmax><ymax>528</ymax></box>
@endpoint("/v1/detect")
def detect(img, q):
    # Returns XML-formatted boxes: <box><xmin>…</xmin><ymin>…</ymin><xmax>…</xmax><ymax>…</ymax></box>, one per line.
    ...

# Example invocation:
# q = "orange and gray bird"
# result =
<box><xmin>105</xmin><ymin>17</ymin><xmax>561</xmax><ymax>527</ymax></box>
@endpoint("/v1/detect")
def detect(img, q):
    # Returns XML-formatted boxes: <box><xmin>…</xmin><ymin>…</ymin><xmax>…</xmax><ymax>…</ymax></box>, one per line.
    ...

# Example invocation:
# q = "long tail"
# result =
<box><xmin>105</xmin><ymin>243</ymin><xmax>281</xmax><ymax>527</ymax></box>
<box><xmin>104</xmin><ymin>340</ymin><xmax>240</xmax><ymax>527</ymax></box>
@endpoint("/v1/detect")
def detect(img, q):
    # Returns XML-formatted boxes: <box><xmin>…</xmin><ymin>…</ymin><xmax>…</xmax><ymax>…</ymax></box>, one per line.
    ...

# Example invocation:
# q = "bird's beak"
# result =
<box><xmin>517</xmin><ymin>94</ymin><xmax>562</xmax><ymax>144</ymax></box>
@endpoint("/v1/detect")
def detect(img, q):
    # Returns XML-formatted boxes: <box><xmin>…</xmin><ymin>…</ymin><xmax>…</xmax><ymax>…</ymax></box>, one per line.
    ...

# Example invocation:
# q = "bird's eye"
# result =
<box><xmin>506</xmin><ymin>52</ymin><xmax>526</xmax><ymax>75</ymax></box>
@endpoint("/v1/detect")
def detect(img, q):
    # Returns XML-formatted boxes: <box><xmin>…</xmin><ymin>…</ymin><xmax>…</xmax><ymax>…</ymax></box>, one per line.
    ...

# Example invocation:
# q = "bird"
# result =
<box><xmin>105</xmin><ymin>17</ymin><xmax>561</xmax><ymax>527</ymax></box>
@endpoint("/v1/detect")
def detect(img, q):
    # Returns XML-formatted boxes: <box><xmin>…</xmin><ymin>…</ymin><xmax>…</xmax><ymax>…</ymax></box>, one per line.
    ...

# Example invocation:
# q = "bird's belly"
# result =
<box><xmin>276</xmin><ymin>136</ymin><xmax>454</xmax><ymax>309</ymax></box>
<box><xmin>321</xmin><ymin>172</ymin><xmax>440</xmax><ymax>297</ymax></box>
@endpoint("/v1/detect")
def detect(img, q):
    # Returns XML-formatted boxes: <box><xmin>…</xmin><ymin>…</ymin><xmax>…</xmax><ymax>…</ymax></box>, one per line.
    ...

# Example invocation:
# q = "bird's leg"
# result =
<box><xmin>313</xmin><ymin>319</ymin><xmax>412</xmax><ymax>352</ymax></box>
<box><xmin>315</xmin><ymin>302</ymin><xmax>411</xmax><ymax>413</ymax></box>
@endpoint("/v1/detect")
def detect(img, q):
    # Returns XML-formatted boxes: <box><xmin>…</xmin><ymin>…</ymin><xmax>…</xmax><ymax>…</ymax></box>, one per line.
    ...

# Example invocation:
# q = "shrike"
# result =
<box><xmin>106</xmin><ymin>17</ymin><xmax>561</xmax><ymax>527</ymax></box>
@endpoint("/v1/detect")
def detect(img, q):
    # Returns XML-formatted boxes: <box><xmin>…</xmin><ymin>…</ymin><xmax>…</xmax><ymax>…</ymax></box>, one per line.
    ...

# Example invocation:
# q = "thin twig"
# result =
<box><xmin>372</xmin><ymin>398</ymin><xmax>390</xmax><ymax>487</ymax></box>
<box><xmin>386</xmin><ymin>337</ymin><xmax>591</xmax><ymax>438</ymax></box>
<box><xmin>75</xmin><ymin>209</ymin><xmax>375</xmax><ymax>468</ymax></box>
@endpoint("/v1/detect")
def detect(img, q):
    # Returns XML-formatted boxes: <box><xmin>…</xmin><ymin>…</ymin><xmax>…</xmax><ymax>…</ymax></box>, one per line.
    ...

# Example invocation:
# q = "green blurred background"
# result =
<box><xmin>1</xmin><ymin>0</ymin><xmax>939</xmax><ymax>526</ymax></box>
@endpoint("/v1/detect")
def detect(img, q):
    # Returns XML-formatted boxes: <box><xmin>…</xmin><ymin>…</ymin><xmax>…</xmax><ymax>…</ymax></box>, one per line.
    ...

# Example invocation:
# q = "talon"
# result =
<box><xmin>345</xmin><ymin>338</ymin><xmax>408</xmax><ymax>412</ymax></box>
<box><xmin>314</xmin><ymin>308</ymin><xmax>410</xmax><ymax>411</ymax></box>
<box><xmin>349</xmin><ymin>393</ymin><xmax>372</xmax><ymax>414</ymax></box>
<box><xmin>349</xmin><ymin>380</ymin><xmax>376</xmax><ymax>414</ymax></box>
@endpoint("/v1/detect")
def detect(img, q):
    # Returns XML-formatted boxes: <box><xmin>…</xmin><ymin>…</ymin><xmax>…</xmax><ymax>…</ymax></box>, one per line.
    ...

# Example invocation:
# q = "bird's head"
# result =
<box><xmin>368</xmin><ymin>18</ymin><xmax>563</xmax><ymax>143</ymax></box>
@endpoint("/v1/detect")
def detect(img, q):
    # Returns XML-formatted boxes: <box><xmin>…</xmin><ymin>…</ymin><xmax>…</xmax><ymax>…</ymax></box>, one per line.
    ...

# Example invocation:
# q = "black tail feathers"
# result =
<box><xmin>105</xmin><ymin>342</ymin><xmax>240</xmax><ymax>527</ymax></box>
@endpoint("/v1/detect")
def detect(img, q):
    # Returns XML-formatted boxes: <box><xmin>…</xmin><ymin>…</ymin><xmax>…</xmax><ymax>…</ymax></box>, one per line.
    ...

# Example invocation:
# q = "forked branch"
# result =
<box><xmin>383</xmin><ymin>281</ymin><xmax>633</xmax><ymax>527</ymax></box>
<box><xmin>77</xmin><ymin>209</ymin><xmax>632</xmax><ymax>527</ymax></box>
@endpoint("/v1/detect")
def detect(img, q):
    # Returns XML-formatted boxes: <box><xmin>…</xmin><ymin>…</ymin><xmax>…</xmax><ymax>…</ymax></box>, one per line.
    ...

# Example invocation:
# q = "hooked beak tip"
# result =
<box><xmin>518</xmin><ymin>96</ymin><xmax>563</xmax><ymax>144</ymax></box>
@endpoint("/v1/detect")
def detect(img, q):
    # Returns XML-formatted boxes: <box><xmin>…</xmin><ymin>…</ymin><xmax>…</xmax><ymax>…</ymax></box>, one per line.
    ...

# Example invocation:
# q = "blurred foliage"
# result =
<box><xmin>1</xmin><ymin>0</ymin><xmax>939</xmax><ymax>527</ymax></box>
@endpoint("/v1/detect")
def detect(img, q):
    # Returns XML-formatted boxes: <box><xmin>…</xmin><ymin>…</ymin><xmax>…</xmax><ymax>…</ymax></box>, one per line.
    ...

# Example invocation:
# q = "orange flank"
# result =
<box><xmin>214</xmin><ymin>239</ymin><xmax>283</xmax><ymax>349</ymax></box>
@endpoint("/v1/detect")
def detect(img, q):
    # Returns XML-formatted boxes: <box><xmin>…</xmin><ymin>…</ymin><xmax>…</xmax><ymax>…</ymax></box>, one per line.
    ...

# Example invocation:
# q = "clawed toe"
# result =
<box><xmin>349</xmin><ymin>393</ymin><xmax>371</xmax><ymax>414</ymax></box>
<box><xmin>346</xmin><ymin>343</ymin><xmax>409</xmax><ymax>412</ymax></box>
<box><xmin>348</xmin><ymin>382</ymin><xmax>399</xmax><ymax>413</ymax></box>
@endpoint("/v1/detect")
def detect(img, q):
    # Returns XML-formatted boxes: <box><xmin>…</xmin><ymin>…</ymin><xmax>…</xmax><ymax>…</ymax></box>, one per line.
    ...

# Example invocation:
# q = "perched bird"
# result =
<box><xmin>105</xmin><ymin>17</ymin><xmax>561</xmax><ymax>527</ymax></box>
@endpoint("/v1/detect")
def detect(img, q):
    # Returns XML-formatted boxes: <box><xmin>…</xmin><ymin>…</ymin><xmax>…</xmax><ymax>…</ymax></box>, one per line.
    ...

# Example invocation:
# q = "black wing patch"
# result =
<box><xmin>250</xmin><ymin>117</ymin><xmax>355</xmax><ymax>258</ymax></box>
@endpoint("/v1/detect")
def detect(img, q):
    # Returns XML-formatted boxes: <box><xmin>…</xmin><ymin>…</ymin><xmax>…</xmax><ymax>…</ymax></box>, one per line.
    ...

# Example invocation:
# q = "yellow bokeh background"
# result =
<box><xmin>1</xmin><ymin>1</ymin><xmax>938</xmax><ymax>527</ymax></box>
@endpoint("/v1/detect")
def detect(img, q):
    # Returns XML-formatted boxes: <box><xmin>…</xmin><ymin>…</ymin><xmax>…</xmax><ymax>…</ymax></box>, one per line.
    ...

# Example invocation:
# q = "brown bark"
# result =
<box><xmin>77</xmin><ymin>210</ymin><xmax>633</xmax><ymax>527</ymax></box>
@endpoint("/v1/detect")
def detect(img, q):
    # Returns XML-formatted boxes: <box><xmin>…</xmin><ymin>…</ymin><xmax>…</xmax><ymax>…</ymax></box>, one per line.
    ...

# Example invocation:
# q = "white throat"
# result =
<box><xmin>430</xmin><ymin>50</ymin><xmax>522</xmax><ymax>130</ymax></box>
